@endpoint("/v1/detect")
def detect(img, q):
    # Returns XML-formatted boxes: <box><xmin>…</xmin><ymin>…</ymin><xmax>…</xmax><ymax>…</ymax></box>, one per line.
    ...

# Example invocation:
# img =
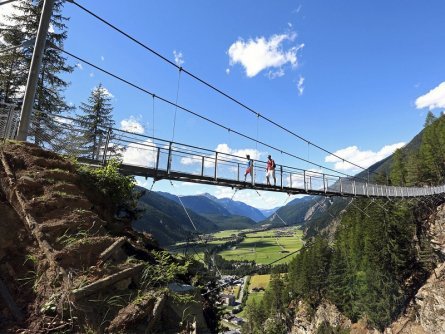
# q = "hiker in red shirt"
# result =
<box><xmin>266</xmin><ymin>155</ymin><xmax>276</xmax><ymax>186</ymax></box>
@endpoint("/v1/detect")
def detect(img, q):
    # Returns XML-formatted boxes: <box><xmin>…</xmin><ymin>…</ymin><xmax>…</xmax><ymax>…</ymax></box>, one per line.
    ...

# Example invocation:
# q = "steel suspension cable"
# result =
<box><xmin>56</xmin><ymin>47</ymin><xmax>363</xmax><ymax>180</ymax></box>
<box><xmin>168</xmin><ymin>181</ymin><xmax>223</xmax><ymax>277</ymax></box>
<box><xmin>171</xmin><ymin>68</ymin><xmax>182</xmax><ymax>142</ymax></box>
<box><xmin>67</xmin><ymin>0</ymin><xmax>373</xmax><ymax>175</ymax></box>
<box><xmin>152</xmin><ymin>95</ymin><xmax>155</xmax><ymax>139</ymax></box>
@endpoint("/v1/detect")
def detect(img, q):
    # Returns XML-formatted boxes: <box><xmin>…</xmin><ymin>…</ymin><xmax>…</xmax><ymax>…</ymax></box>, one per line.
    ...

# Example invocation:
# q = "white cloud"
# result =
<box><xmin>0</xmin><ymin>2</ymin><xmax>22</xmax><ymax>44</ymax></box>
<box><xmin>284</xmin><ymin>168</ymin><xmax>324</xmax><ymax>189</ymax></box>
<box><xmin>89</xmin><ymin>72</ymin><xmax>95</xmax><ymax>78</ymax></box>
<box><xmin>101</xmin><ymin>56</ymin><xmax>105</xmax><ymax>61</ymax></box>
<box><xmin>226</xmin><ymin>68</ymin><xmax>230</xmax><ymax>75</ymax></box>
<box><xmin>120</xmin><ymin>116</ymin><xmax>145</xmax><ymax>134</ymax></box>
<box><xmin>267</xmin><ymin>68</ymin><xmax>285</xmax><ymax>79</ymax></box>
<box><xmin>179</xmin><ymin>143</ymin><xmax>262</xmax><ymax>175</ymax></box>
<box><xmin>173</xmin><ymin>50</ymin><xmax>185</xmax><ymax>66</ymax></box>
<box><xmin>215</xmin><ymin>143</ymin><xmax>261</xmax><ymax>160</ymax></box>
<box><xmin>93</xmin><ymin>85</ymin><xmax>113</xmax><ymax>98</ymax></box>
<box><xmin>297</xmin><ymin>75</ymin><xmax>305</xmax><ymax>95</ymax></box>
<box><xmin>325</xmin><ymin>143</ymin><xmax>405</xmax><ymax>172</ymax></box>
<box><xmin>122</xmin><ymin>139</ymin><xmax>157</xmax><ymax>167</ymax></box>
<box><xmin>415</xmin><ymin>81</ymin><xmax>445</xmax><ymax>110</ymax></box>
<box><xmin>227</xmin><ymin>32</ymin><xmax>304</xmax><ymax>78</ymax></box>
<box><xmin>76</xmin><ymin>63</ymin><xmax>83</xmax><ymax>70</ymax></box>
<box><xmin>180</xmin><ymin>155</ymin><xmax>214</xmax><ymax>168</ymax></box>
<box><xmin>0</xmin><ymin>2</ymin><xmax>20</xmax><ymax>26</ymax></box>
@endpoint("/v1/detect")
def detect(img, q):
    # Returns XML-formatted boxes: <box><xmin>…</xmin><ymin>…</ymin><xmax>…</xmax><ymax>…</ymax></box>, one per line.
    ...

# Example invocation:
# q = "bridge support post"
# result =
<box><xmin>155</xmin><ymin>147</ymin><xmax>160</xmax><ymax>171</ymax></box>
<box><xmin>214</xmin><ymin>152</ymin><xmax>218</xmax><ymax>181</ymax></box>
<box><xmin>201</xmin><ymin>156</ymin><xmax>205</xmax><ymax>176</ymax></box>
<box><xmin>17</xmin><ymin>0</ymin><xmax>55</xmax><ymax>141</ymax></box>
<box><xmin>252</xmin><ymin>161</ymin><xmax>255</xmax><ymax>186</ymax></box>
<box><xmin>280</xmin><ymin>165</ymin><xmax>283</xmax><ymax>189</ymax></box>
<box><xmin>167</xmin><ymin>142</ymin><xmax>172</xmax><ymax>174</ymax></box>
<box><xmin>102</xmin><ymin>127</ymin><xmax>111</xmax><ymax>166</ymax></box>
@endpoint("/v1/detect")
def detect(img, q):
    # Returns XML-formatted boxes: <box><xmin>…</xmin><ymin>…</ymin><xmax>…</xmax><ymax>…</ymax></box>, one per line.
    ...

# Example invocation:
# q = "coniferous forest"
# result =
<box><xmin>244</xmin><ymin>113</ymin><xmax>445</xmax><ymax>333</ymax></box>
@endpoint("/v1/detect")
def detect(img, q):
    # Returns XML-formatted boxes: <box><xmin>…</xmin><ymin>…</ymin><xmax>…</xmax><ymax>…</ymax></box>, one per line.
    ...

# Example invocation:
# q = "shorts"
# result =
<box><xmin>266</xmin><ymin>169</ymin><xmax>275</xmax><ymax>178</ymax></box>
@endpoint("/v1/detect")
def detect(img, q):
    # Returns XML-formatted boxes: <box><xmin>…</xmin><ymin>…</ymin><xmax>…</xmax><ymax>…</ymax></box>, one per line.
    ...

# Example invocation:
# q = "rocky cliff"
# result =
<box><xmin>290</xmin><ymin>201</ymin><xmax>445</xmax><ymax>334</ymax></box>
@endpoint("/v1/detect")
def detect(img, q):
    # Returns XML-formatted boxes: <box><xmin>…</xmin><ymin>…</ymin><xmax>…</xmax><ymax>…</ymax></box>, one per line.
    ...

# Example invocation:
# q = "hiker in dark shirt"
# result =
<box><xmin>244</xmin><ymin>154</ymin><xmax>254</xmax><ymax>184</ymax></box>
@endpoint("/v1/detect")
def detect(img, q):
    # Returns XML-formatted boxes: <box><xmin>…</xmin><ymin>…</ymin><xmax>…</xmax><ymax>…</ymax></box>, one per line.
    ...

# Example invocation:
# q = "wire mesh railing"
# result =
<box><xmin>0</xmin><ymin>102</ymin><xmax>21</xmax><ymax>140</ymax></box>
<box><xmin>2</xmin><ymin>108</ymin><xmax>445</xmax><ymax>198</ymax></box>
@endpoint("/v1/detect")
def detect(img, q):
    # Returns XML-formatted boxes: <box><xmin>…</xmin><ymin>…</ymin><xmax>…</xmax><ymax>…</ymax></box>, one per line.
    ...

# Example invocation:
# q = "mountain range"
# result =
<box><xmin>133</xmin><ymin>188</ymin><xmax>330</xmax><ymax>246</ymax></box>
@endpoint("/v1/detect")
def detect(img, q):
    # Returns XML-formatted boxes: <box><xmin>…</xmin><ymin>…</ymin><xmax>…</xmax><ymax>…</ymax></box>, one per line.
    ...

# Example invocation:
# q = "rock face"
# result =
<box><xmin>291</xmin><ymin>300</ymin><xmax>351</xmax><ymax>333</ymax></box>
<box><xmin>415</xmin><ymin>263</ymin><xmax>445</xmax><ymax>333</ymax></box>
<box><xmin>386</xmin><ymin>203</ymin><xmax>445</xmax><ymax>334</ymax></box>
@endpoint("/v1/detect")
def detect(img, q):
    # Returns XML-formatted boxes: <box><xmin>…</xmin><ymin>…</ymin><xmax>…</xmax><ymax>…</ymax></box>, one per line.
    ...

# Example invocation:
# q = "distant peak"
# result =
<box><xmin>201</xmin><ymin>193</ymin><xmax>218</xmax><ymax>201</ymax></box>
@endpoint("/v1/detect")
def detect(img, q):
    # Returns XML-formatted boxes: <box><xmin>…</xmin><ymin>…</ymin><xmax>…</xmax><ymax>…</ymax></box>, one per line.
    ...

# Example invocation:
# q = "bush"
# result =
<box><xmin>78</xmin><ymin>159</ymin><xmax>136</xmax><ymax>210</ymax></box>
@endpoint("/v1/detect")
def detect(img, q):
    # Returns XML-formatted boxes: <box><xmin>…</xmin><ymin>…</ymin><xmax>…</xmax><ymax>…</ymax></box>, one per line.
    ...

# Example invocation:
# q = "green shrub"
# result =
<box><xmin>78</xmin><ymin>159</ymin><xmax>136</xmax><ymax>209</ymax></box>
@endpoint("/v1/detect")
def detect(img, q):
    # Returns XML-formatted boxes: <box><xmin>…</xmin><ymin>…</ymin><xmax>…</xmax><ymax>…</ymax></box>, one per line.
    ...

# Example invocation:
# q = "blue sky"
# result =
<box><xmin>3</xmin><ymin>1</ymin><xmax>445</xmax><ymax>209</ymax></box>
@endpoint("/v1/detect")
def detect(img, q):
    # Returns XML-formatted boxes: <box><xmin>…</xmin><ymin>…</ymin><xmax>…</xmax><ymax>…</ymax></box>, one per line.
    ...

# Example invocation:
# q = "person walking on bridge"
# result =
<box><xmin>266</xmin><ymin>155</ymin><xmax>276</xmax><ymax>186</ymax></box>
<box><xmin>244</xmin><ymin>154</ymin><xmax>254</xmax><ymax>184</ymax></box>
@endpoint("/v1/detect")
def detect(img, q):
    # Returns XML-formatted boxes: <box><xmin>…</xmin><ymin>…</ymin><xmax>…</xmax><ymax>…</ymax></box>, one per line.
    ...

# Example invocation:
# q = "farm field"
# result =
<box><xmin>168</xmin><ymin>237</ymin><xmax>229</xmax><ymax>260</ymax></box>
<box><xmin>169</xmin><ymin>226</ymin><xmax>304</xmax><ymax>266</ymax></box>
<box><xmin>239</xmin><ymin>274</ymin><xmax>271</xmax><ymax>318</ymax></box>
<box><xmin>249</xmin><ymin>274</ymin><xmax>271</xmax><ymax>290</ymax></box>
<box><xmin>218</xmin><ymin>227</ymin><xmax>303</xmax><ymax>265</ymax></box>
<box><xmin>211</xmin><ymin>230</ymin><xmax>242</xmax><ymax>238</ymax></box>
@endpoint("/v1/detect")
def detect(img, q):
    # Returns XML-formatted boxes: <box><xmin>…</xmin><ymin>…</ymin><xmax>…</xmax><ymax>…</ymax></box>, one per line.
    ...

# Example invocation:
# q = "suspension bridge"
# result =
<box><xmin>0</xmin><ymin>0</ymin><xmax>443</xmax><ymax>200</ymax></box>
<box><xmin>1</xmin><ymin>109</ymin><xmax>443</xmax><ymax>199</ymax></box>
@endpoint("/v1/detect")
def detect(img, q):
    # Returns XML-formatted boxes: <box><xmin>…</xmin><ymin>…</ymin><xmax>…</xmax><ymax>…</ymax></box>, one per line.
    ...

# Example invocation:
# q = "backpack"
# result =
<box><xmin>272</xmin><ymin>159</ymin><xmax>276</xmax><ymax>169</ymax></box>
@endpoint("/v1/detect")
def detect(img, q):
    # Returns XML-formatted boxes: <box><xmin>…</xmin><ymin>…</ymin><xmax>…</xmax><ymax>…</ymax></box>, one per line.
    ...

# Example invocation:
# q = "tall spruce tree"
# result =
<box><xmin>78</xmin><ymin>84</ymin><xmax>115</xmax><ymax>159</ymax></box>
<box><xmin>389</xmin><ymin>148</ymin><xmax>407</xmax><ymax>186</ymax></box>
<box><xmin>0</xmin><ymin>0</ymin><xmax>73</xmax><ymax>144</ymax></box>
<box><xmin>418</xmin><ymin>114</ymin><xmax>445</xmax><ymax>183</ymax></box>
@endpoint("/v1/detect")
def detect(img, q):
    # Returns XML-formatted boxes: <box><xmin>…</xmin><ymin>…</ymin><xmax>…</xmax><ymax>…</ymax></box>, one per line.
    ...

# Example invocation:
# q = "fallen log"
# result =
<box><xmin>71</xmin><ymin>263</ymin><xmax>144</xmax><ymax>300</ymax></box>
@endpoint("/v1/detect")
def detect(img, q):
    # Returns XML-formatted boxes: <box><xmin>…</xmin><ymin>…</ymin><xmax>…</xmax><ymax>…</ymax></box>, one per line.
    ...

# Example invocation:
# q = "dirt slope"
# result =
<box><xmin>0</xmin><ymin>142</ymin><xmax>211</xmax><ymax>333</ymax></box>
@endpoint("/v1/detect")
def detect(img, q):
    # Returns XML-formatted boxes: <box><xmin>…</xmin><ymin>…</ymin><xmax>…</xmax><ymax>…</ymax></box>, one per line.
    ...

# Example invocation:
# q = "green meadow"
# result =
<box><xmin>218</xmin><ymin>227</ymin><xmax>303</xmax><ymax>265</ymax></box>
<box><xmin>169</xmin><ymin>226</ymin><xmax>304</xmax><ymax>266</ymax></box>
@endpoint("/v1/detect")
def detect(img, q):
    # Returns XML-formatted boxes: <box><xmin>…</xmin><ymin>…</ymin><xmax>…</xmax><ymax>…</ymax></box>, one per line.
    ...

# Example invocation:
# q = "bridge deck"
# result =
<box><xmin>80</xmin><ymin>159</ymin><xmax>445</xmax><ymax>199</ymax></box>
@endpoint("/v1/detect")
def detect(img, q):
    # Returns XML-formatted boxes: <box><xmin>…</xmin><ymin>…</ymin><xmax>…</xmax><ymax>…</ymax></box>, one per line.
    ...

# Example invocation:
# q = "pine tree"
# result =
<box><xmin>77</xmin><ymin>84</ymin><xmax>115</xmax><ymax>159</ymax></box>
<box><xmin>418</xmin><ymin>116</ymin><xmax>444</xmax><ymax>183</ymax></box>
<box><xmin>424</xmin><ymin>111</ymin><xmax>437</xmax><ymax>127</ymax></box>
<box><xmin>405</xmin><ymin>152</ymin><xmax>421</xmax><ymax>186</ymax></box>
<box><xmin>0</xmin><ymin>26</ymin><xmax>26</xmax><ymax>103</ymax></box>
<box><xmin>390</xmin><ymin>148</ymin><xmax>407</xmax><ymax>186</ymax></box>
<box><xmin>0</xmin><ymin>0</ymin><xmax>73</xmax><ymax>144</ymax></box>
